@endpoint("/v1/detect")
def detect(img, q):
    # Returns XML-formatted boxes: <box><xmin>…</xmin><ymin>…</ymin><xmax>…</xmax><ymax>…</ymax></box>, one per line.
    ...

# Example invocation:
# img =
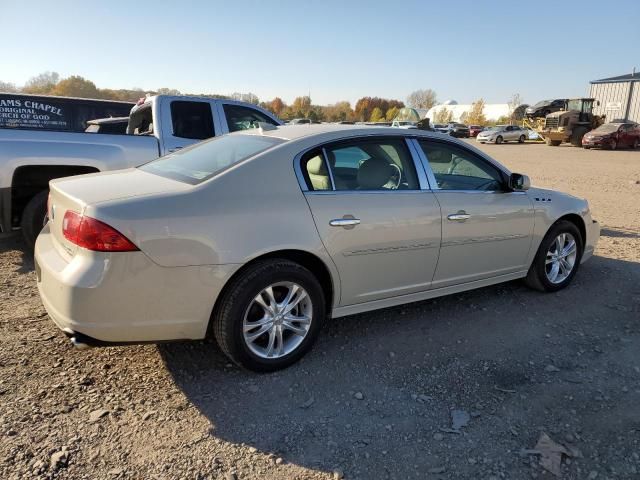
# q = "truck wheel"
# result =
<box><xmin>570</xmin><ymin>127</ymin><xmax>589</xmax><ymax>147</ymax></box>
<box><xmin>546</xmin><ymin>138</ymin><xmax>561</xmax><ymax>146</ymax></box>
<box><xmin>21</xmin><ymin>190</ymin><xmax>49</xmax><ymax>249</ymax></box>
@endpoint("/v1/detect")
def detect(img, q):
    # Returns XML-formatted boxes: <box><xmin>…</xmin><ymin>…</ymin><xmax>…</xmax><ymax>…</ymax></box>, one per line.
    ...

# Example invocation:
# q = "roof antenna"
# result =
<box><xmin>633</xmin><ymin>67</ymin><xmax>636</xmax><ymax>77</ymax></box>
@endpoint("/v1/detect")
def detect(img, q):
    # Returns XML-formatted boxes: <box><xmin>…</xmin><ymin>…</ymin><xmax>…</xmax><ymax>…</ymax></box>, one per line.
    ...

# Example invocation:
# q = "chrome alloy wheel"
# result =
<box><xmin>545</xmin><ymin>232</ymin><xmax>578</xmax><ymax>284</ymax></box>
<box><xmin>242</xmin><ymin>282</ymin><xmax>313</xmax><ymax>359</ymax></box>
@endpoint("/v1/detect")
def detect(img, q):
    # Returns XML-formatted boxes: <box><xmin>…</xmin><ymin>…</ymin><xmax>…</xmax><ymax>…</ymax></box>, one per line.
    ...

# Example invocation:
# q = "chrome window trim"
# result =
<box><xmin>412</xmin><ymin>137</ymin><xmax>517</xmax><ymax>194</ymax></box>
<box><xmin>303</xmin><ymin>189</ymin><xmax>432</xmax><ymax>196</ymax></box>
<box><xmin>407</xmin><ymin>138</ymin><xmax>438</xmax><ymax>190</ymax></box>
<box><xmin>293</xmin><ymin>134</ymin><xmax>428</xmax><ymax>193</ymax></box>
<box><xmin>404</xmin><ymin>138</ymin><xmax>430</xmax><ymax>190</ymax></box>
<box><xmin>321</xmin><ymin>147</ymin><xmax>336</xmax><ymax>191</ymax></box>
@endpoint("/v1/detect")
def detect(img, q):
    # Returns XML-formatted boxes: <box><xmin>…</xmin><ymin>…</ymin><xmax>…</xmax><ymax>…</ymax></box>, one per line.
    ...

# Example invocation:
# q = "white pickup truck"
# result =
<box><xmin>0</xmin><ymin>95</ymin><xmax>282</xmax><ymax>246</ymax></box>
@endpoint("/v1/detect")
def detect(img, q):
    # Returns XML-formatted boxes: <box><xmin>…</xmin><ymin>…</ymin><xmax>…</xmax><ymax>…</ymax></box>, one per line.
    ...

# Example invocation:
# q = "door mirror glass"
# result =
<box><xmin>509</xmin><ymin>173</ymin><xmax>530</xmax><ymax>191</ymax></box>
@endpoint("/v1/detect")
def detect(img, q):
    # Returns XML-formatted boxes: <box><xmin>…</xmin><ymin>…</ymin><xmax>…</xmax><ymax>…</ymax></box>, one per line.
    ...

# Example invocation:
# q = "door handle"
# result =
<box><xmin>329</xmin><ymin>218</ymin><xmax>361</xmax><ymax>227</ymax></box>
<box><xmin>168</xmin><ymin>146</ymin><xmax>183</xmax><ymax>153</ymax></box>
<box><xmin>447</xmin><ymin>212</ymin><xmax>471</xmax><ymax>222</ymax></box>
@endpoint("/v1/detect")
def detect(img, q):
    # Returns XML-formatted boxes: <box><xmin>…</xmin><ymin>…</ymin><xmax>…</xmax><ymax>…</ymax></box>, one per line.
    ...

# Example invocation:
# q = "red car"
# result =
<box><xmin>469</xmin><ymin>125</ymin><xmax>484</xmax><ymax>137</ymax></box>
<box><xmin>582</xmin><ymin>121</ymin><xmax>640</xmax><ymax>150</ymax></box>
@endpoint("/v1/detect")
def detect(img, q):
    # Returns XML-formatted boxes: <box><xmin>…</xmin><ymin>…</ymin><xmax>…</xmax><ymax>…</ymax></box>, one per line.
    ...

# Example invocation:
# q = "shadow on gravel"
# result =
<box><xmin>0</xmin><ymin>233</ymin><xmax>34</xmax><ymax>273</ymax></box>
<box><xmin>160</xmin><ymin>255</ymin><xmax>640</xmax><ymax>478</ymax></box>
<box><xmin>601</xmin><ymin>227</ymin><xmax>640</xmax><ymax>239</ymax></box>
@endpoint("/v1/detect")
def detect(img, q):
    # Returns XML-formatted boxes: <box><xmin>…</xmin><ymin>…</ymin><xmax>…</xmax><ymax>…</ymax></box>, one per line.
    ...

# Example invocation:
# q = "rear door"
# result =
<box><xmin>218</xmin><ymin>102</ymin><xmax>281</xmax><ymax>134</ymax></box>
<box><xmin>160</xmin><ymin>99</ymin><xmax>216</xmax><ymax>154</ymax></box>
<box><xmin>300</xmin><ymin>137</ymin><xmax>442</xmax><ymax>305</ymax></box>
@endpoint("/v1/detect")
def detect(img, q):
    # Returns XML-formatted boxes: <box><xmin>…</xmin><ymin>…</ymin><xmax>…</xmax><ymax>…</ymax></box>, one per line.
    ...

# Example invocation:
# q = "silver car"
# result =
<box><xmin>477</xmin><ymin>125</ymin><xmax>528</xmax><ymax>144</ymax></box>
<box><xmin>35</xmin><ymin>125</ymin><xmax>599</xmax><ymax>371</ymax></box>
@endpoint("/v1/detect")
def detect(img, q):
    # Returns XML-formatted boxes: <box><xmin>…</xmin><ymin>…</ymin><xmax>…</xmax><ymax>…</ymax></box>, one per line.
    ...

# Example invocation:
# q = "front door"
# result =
<box><xmin>417</xmin><ymin>139</ymin><xmax>535</xmax><ymax>288</ymax></box>
<box><xmin>301</xmin><ymin>137</ymin><xmax>442</xmax><ymax>306</ymax></box>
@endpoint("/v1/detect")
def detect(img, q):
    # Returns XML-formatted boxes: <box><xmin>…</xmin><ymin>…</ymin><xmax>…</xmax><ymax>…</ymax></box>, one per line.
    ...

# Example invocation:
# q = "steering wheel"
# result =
<box><xmin>389</xmin><ymin>163</ymin><xmax>402</xmax><ymax>189</ymax></box>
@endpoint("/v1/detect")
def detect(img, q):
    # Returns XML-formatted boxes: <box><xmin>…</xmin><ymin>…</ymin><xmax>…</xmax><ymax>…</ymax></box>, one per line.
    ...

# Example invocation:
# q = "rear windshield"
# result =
<box><xmin>140</xmin><ymin>134</ymin><xmax>283</xmax><ymax>184</ymax></box>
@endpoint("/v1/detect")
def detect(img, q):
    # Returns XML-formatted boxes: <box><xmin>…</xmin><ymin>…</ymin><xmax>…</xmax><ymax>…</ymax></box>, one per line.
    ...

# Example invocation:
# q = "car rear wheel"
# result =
<box><xmin>524</xmin><ymin>220</ymin><xmax>583</xmax><ymax>292</ymax></box>
<box><xmin>21</xmin><ymin>190</ymin><xmax>49</xmax><ymax>250</ymax></box>
<box><xmin>213</xmin><ymin>259</ymin><xmax>325</xmax><ymax>372</ymax></box>
<box><xmin>518</xmin><ymin>135</ymin><xmax>526</xmax><ymax>143</ymax></box>
<box><xmin>495</xmin><ymin>135</ymin><xmax>503</xmax><ymax>144</ymax></box>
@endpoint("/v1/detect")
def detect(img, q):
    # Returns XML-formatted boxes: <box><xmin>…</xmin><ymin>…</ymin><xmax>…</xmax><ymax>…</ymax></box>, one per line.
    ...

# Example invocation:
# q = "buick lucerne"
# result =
<box><xmin>35</xmin><ymin>125</ymin><xmax>599</xmax><ymax>371</ymax></box>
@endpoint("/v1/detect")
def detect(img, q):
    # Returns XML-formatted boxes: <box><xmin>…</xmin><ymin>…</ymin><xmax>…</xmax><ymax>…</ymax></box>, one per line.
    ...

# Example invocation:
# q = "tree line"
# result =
<box><xmin>1</xmin><ymin>73</ymin><xmax>444</xmax><ymax>123</ymax></box>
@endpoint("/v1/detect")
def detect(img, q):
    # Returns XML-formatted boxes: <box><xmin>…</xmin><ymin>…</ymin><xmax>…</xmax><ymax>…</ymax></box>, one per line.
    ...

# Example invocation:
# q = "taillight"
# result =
<box><xmin>62</xmin><ymin>211</ymin><xmax>138</xmax><ymax>252</ymax></box>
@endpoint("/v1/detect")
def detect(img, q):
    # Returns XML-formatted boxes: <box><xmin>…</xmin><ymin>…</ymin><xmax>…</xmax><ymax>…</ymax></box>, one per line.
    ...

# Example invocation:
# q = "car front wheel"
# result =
<box><xmin>524</xmin><ymin>220</ymin><xmax>583</xmax><ymax>292</ymax></box>
<box><xmin>495</xmin><ymin>135</ymin><xmax>503</xmax><ymax>144</ymax></box>
<box><xmin>213</xmin><ymin>259</ymin><xmax>325</xmax><ymax>372</ymax></box>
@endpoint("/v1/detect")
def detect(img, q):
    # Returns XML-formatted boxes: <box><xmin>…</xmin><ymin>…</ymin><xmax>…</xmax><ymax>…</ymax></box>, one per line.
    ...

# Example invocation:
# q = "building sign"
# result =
<box><xmin>605</xmin><ymin>101</ymin><xmax>623</xmax><ymax>111</ymax></box>
<box><xmin>0</xmin><ymin>98</ymin><xmax>70</xmax><ymax>130</ymax></box>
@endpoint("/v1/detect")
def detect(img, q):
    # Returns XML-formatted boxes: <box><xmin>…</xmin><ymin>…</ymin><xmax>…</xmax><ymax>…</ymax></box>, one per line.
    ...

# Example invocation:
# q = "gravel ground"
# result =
<box><xmin>1</xmin><ymin>142</ymin><xmax>639</xmax><ymax>480</ymax></box>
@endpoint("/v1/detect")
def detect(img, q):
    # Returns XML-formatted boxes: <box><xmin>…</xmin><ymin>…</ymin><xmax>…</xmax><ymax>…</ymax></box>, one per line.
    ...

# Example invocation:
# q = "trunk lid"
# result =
<box><xmin>47</xmin><ymin>168</ymin><xmax>191</xmax><ymax>257</ymax></box>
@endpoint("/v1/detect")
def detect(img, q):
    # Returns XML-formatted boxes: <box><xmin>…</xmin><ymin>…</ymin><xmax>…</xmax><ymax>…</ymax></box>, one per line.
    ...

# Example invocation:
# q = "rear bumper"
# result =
<box><xmin>0</xmin><ymin>187</ymin><xmax>11</xmax><ymax>234</ymax></box>
<box><xmin>34</xmin><ymin>224</ymin><xmax>237</xmax><ymax>344</ymax></box>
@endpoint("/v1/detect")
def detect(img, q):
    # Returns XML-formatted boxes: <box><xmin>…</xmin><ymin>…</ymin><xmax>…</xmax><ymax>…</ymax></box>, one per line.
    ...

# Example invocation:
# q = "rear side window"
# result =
<box><xmin>140</xmin><ymin>134</ymin><xmax>283</xmax><ymax>184</ymax></box>
<box><xmin>303</xmin><ymin>138</ymin><xmax>420</xmax><ymax>191</ymax></box>
<box><xmin>171</xmin><ymin>101</ymin><xmax>214</xmax><ymax>140</ymax></box>
<box><xmin>223</xmin><ymin>104</ymin><xmax>278</xmax><ymax>132</ymax></box>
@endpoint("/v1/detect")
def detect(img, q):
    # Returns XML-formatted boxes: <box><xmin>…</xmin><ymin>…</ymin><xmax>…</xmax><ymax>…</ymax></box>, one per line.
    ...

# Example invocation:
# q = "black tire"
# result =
<box><xmin>20</xmin><ymin>190</ymin><xmax>49</xmax><ymax>249</ymax></box>
<box><xmin>570</xmin><ymin>126</ymin><xmax>589</xmax><ymax>147</ymax></box>
<box><xmin>546</xmin><ymin>139</ymin><xmax>561</xmax><ymax>146</ymax></box>
<box><xmin>212</xmin><ymin>259</ymin><xmax>325</xmax><ymax>372</ymax></box>
<box><xmin>524</xmin><ymin>220</ymin><xmax>583</xmax><ymax>293</ymax></box>
<box><xmin>609</xmin><ymin>139</ymin><xmax>617</xmax><ymax>150</ymax></box>
<box><xmin>518</xmin><ymin>135</ymin><xmax>526</xmax><ymax>143</ymax></box>
<box><xmin>632</xmin><ymin>138</ymin><xmax>639</xmax><ymax>149</ymax></box>
<box><xmin>495</xmin><ymin>135</ymin><xmax>503</xmax><ymax>144</ymax></box>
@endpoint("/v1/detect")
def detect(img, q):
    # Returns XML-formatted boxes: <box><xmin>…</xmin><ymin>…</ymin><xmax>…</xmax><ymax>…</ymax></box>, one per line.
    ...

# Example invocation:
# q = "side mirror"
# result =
<box><xmin>509</xmin><ymin>173</ymin><xmax>530</xmax><ymax>191</ymax></box>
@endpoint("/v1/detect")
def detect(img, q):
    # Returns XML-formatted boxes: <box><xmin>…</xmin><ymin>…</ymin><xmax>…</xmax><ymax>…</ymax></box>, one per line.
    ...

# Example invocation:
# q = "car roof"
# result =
<box><xmin>234</xmin><ymin>123</ymin><xmax>402</xmax><ymax>141</ymax></box>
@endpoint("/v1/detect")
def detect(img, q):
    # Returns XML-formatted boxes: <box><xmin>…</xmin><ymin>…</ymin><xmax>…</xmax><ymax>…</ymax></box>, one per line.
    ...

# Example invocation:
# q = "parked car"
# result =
<box><xmin>476</xmin><ymin>125</ymin><xmax>528</xmax><ymax>144</ymax></box>
<box><xmin>289</xmin><ymin>118</ymin><xmax>311</xmax><ymax>125</ymax></box>
<box><xmin>525</xmin><ymin>99</ymin><xmax>567</xmax><ymax>118</ymax></box>
<box><xmin>84</xmin><ymin>117</ymin><xmax>129</xmax><ymax>134</ymax></box>
<box><xmin>435</xmin><ymin>122</ymin><xmax>469</xmax><ymax>138</ymax></box>
<box><xmin>469</xmin><ymin>125</ymin><xmax>485</xmax><ymax>137</ymax></box>
<box><xmin>0</xmin><ymin>93</ymin><xmax>133</xmax><ymax>132</ymax></box>
<box><xmin>582</xmin><ymin>121</ymin><xmax>640</xmax><ymax>150</ymax></box>
<box><xmin>35</xmin><ymin>125</ymin><xmax>599</xmax><ymax>372</ymax></box>
<box><xmin>0</xmin><ymin>95</ymin><xmax>282</xmax><ymax>246</ymax></box>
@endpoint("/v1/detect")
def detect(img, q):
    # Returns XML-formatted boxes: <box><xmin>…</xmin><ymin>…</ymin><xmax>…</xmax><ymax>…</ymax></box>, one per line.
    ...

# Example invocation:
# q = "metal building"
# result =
<box><xmin>589</xmin><ymin>71</ymin><xmax>640</xmax><ymax>123</ymax></box>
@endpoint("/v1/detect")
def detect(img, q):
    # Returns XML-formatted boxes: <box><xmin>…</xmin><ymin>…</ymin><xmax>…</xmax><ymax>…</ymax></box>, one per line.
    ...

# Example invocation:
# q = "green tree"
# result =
<box><xmin>465</xmin><ymin>99</ymin><xmax>487</xmax><ymax>125</ymax></box>
<box><xmin>50</xmin><ymin>76</ymin><xmax>100</xmax><ymax>98</ymax></box>
<box><xmin>370</xmin><ymin>107</ymin><xmax>384</xmax><ymax>122</ymax></box>
<box><xmin>291</xmin><ymin>96</ymin><xmax>312</xmax><ymax>117</ymax></box>
<box><xmin>385</xmin><ymin>106</ymin><xmax>399</xmax><ymax>121</ymax></box>
<box><xmin>406</xmin><ymin>89</ymin><xmax>437</xmax><ymax>110</ymax></box>
<box><xmin>433</xmin><ymin>107</ymin><xmax>453</xmax><ymax>124</ymax></box>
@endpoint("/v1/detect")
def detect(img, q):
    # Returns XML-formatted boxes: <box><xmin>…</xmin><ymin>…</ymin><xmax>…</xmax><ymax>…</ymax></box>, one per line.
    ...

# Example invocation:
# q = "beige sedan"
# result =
<box><xmin>35</xmin><ymin>125</ymin><xmax>599</xmax><ymax>371</ymax></box>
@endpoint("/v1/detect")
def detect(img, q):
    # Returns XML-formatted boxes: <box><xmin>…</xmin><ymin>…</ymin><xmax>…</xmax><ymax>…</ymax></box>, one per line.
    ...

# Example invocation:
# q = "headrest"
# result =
<box><xmin>307</xmin><ymin>155</ymin><xmax>327</xmax><ymax>175</ymax></box>
<box><xmin>357</xmin><ymin>158</ymin><xmax>392</xmax><ymax>189</ymax></box>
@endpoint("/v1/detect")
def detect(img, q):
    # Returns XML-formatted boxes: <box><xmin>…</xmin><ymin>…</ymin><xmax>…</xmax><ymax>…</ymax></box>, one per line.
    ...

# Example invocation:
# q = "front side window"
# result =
<box><xmin>140</xmin><ymin>134</ymin><xmax>282</xmax><ymax>184</ymax></box>
<box><xmin>171</xmin><ymin>101</ymin><xmax>214</xmax><ymax>140</ymax></box>
<box><xmin>223</xmin><ymin>104</ymin><xmax>278</xmax><ymax>132</ymax></box>
<box><xmin>304</xmin><ymin>138</ymin><xmax>419</xmax><ymax>191</ymax></box>
<box><xmin>418</xmin><ymin>140</ymin><xmax>505</xmax><ymax>191</ymax></box>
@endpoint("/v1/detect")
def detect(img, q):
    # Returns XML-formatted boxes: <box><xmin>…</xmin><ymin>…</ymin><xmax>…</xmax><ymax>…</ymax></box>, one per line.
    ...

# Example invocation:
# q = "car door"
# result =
<box><xmin>416</xmin><ymin>139</ymin><xmax>535</xmax><ymax>288</ymax></box>
<box><xmin>160</xmin><ymin>99</ymin><xmax>216</xmax><ymax>154</ymax></box>
<box><xmin>504</xmin><ymin>125</ymin><xmax>516</xmax><ymax>141</ymax></box>
<box><xmin>300</xmin><ymin>137</ymin><xmax>442</xmax><ymax>305</ymax></box>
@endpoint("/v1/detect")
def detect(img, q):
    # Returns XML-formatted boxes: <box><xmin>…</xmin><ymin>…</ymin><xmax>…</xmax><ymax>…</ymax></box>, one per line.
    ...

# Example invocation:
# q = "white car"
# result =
<box><xmin>477</xmin><ymin>125</ymin><xmax>528</xmax><ymax>144</ymax></box>
<box><xmin>35</xmin><ymin>124</ymin><xmax>599</xmax><ymax>371</ymax></box>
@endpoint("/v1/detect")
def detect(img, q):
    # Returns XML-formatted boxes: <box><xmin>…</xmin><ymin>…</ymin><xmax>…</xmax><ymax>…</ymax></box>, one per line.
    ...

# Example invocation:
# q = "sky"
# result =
<box><xmin>2</xmin><ymin>0</ymin><xmax>639</xmax><ymax>106</ymax></box>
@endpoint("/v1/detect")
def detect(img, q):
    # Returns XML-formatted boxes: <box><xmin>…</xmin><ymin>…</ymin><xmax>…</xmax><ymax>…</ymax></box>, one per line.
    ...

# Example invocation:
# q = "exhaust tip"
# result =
<box><xmin>70</xmin><ymin>336</ymin><xmax>91</xmax><ymax>350</ymax></box>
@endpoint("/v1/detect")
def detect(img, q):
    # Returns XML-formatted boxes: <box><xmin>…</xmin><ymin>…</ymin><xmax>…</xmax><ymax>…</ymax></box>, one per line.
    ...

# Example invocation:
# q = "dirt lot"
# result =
<box><xmin>1</xmin><ymin>142</ymin><xmax>639</xmax><ymax>480</ymax></box>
